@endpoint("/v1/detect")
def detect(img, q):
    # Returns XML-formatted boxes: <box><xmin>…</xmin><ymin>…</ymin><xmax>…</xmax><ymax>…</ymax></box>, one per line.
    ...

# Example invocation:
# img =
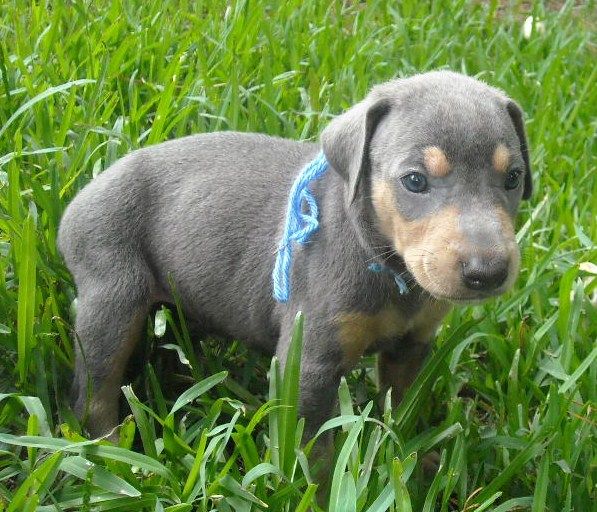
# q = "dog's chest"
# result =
<box><xmin>335</xmin><ymin>300</ymin><xmax>451</xmax><ymax>366</ymax></box>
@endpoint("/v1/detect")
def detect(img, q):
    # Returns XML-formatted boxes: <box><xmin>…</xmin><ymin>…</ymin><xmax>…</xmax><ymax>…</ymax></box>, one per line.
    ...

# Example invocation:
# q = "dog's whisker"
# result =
<box><xmin>366</xmin><ymin>248</ymin><xmax>397</xmax><ymax>262</ymax></box>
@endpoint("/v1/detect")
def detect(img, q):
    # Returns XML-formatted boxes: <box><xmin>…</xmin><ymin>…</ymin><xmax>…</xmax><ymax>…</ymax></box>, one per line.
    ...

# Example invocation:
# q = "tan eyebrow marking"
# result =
<box><xmin>423</xmin><ymin>146</ymin><xmax>451</xmax><ymax>177</ymax></box>
<box><xmin>492</xmin><ymin>144</ymin><xmax>510</xmax><ymax>173</ymax></box>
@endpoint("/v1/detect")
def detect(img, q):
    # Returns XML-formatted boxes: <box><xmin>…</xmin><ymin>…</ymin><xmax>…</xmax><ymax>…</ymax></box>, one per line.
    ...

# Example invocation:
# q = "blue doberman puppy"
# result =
<box><xmin>58</xmin><ymin>71</ymin><xmax>531</xmax><ymax>438</ymax></box>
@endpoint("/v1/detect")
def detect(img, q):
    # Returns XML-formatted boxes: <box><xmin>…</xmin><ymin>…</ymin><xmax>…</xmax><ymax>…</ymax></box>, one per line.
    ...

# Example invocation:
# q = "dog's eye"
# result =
<box><xmin>505</xmin><ymin>168</ymin><xmax>522</xmax><ymax>190</ymax></box>
<box><xmin>401</xmin><ymin>172</ymin><xmax>428</xmax><ymax>193</ymax></box>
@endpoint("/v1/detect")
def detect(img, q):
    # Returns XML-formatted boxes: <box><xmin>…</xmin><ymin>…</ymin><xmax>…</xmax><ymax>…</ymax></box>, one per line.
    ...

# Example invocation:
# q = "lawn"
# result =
<box><xmin>0</xmin><ymin>0</ymin><xmax>595</xmax><ymax>510</ymax></box>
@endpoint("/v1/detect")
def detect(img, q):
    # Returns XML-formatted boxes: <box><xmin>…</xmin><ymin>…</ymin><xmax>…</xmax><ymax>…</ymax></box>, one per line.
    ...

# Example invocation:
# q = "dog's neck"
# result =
<box><xmin>316</xmin><ymin>165</ymin><xmax>426</xmax><ymax>305</ymax></box>
<box><xmin>346</xmin><ymin>178</ymin><xmax>413</xmax><ymax>274</ymax></box>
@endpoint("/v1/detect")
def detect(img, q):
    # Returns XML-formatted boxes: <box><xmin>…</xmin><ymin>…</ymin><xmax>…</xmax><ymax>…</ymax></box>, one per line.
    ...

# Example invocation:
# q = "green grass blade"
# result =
<box><xmin>0</xmin><ymin>79</ymin><xmax>95</xmax><ymax>139</ymax></box>
<box><xmin>121</xmin><ymin>385</ymin><xmax>158</xmax><ymax>459</ymax></box>
<box><xmin>16</xmin><ymin>215</ymin><xmax>37</xmax><ymax>384</ymax></box>
<box><xmin>170</xmin><ymin>371</ymin><xmax>228</xmax><ymax>415</ymax></box>
<box><xmin>328</xmin><ymin>413</ymin><xmax>365</xmax><ymax>512</ymax></box>
<box><xmin>278</xmin><ymin>311</ymin><xmax>304</xmax><ymax>476</ymax></box>
<box><xmin>392</xmin><ymin>458</ymin><xmax>412</xmax><ymax>512</ymax></box>
<box><xmin>558</xmin><ymin>345</ymin><xmax>597</xmax><ymax>394</ymax></box>
<box><xmin>60</xmin><ymin>455</ymin><xmax>141</xmax><ymax>497</ymax></box>
<box><xmin>0</xmin><ymin>434</ymin><xmax>176</xmax><ymax>484</ymax></box>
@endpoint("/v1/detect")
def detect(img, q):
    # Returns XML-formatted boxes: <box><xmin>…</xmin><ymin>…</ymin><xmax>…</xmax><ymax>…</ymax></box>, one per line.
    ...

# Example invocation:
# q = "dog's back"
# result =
<box><xmin>59</xmin><ymin>132</ymin><xmax>321</xmax><ymax>342</ymax></box>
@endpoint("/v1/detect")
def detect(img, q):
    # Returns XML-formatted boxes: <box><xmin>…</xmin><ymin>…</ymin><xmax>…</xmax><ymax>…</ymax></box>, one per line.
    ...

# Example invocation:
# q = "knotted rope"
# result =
<box><xmin>272</xmin><ymin>152</ymin><xmax>329</xmax><ymax>303</ymax></box>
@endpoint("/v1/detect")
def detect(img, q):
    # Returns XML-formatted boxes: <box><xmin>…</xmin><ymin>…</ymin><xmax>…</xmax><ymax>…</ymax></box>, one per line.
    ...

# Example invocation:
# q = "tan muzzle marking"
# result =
<box><xmin>371</xmin><ymin>179</ymin><xmax>520</xmax><ymax>299</ymax></box>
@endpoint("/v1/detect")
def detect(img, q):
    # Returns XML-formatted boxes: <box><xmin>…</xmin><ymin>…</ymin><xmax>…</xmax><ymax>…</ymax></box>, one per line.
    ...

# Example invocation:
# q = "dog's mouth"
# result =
<box><xmin>427</xmin><ymin>290</ymin><xmax>500</xmax><ymax>305</ymax></box>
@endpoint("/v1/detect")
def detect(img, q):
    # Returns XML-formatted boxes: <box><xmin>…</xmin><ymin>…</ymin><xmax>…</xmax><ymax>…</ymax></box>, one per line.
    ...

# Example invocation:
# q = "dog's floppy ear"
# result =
<box><xmin>506</xmin><ymin>100</ymin><xmax>532</xmax><ymax>200</ymax></box>
<box><xmin>321</xmin><ymin>96</ymin><xmax>391</xmax><ymax>204</ymax></box>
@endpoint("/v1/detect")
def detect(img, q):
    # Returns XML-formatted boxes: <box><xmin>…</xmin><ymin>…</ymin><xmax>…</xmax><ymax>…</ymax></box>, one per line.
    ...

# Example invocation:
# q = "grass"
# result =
<box><xmin>0</xmin><ymin>0</ymin><xmax>595</xmax><ymax>510</ymax></box>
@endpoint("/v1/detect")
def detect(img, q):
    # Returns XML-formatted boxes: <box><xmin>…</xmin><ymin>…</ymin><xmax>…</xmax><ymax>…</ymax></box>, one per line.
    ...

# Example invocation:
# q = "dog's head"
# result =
<box><xmin>322</xmin><ymin>71</ymin><xmax>532</xmax><ymax>303</ymax></box>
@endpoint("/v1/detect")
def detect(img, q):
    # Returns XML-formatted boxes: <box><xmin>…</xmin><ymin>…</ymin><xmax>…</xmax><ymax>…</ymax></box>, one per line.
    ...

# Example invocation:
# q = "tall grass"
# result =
<box><xmin>0</xmin><ymin>0</ymin><xmax>595</xmax><ymax>510</ymax></box>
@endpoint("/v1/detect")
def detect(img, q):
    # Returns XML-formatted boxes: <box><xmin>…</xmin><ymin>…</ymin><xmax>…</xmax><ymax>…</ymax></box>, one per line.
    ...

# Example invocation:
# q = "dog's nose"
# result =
<box><xmin>461</xmin><ymin>256</ymin><xmax>508</xmax><ymax>291</ymax></box>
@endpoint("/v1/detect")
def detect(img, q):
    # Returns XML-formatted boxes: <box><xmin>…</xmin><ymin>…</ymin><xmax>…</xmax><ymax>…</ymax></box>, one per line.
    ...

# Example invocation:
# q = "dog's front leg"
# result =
<box><xmin>378</xmin><ymin>300</ymin><xmax>450</xmax><ymax>407</ymax></box>
<box><xmin>378</xmin><ymin>337</ymin><xmax>431</xmax><ymax>408</ymax></box>
<box><xmin>275</xmin><ymin>314</ymin><xmax>344</xmax><ymax>441</ymax></box>
<box><xmin>275</xmin><ymin>314</ymin><xmax>344</xmax><ymax>502</ymax></box>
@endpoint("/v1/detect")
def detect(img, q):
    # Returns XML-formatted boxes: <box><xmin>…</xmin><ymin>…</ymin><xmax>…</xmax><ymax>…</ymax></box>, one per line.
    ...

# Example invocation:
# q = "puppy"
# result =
<box><xmin>58</xmin><ymin>71</ymin><xmax>531</xmax><ymax>438</ymax></box>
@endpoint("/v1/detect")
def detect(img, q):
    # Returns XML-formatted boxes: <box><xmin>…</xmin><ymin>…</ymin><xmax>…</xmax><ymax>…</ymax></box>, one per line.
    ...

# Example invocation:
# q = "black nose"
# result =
<box><xmin>461</xmin><ymin>256</ymin><xmax>508</xmax><ymax>291</ymax></box>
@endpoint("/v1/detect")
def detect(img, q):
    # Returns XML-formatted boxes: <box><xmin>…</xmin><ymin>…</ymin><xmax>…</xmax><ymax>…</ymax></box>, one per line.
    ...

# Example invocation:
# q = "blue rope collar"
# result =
<box><xmin>367</xmin><ymin>263</ymin><xmax>409</xmax><ymax>296</ymax></box>
<box><xmin>273</xmin><ymin>152</ymin><xmax>329</xmax><ymax>303</ymax></box>
<box><xmin>272</xmin><ymin>152</ymin><xmax>410</xmax><ymax>302</ymax></box>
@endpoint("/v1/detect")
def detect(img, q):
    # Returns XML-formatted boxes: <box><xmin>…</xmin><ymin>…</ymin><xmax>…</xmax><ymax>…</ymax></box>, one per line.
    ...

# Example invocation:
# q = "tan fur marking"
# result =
<box><xmin>410</xmin><ymin>299</ymin><xmax>452</xmax><ymax>342</ymax></box>
<box><xmin>337</xmin><ymin>298</ymin><xmax>452</xmax><ymax>367</ymax></box>
<box><xmin>492</xmin><ymin>144</ymin><xmax>510</xmax><ymax>173</ymax></box>
<box><xmin>371</xmin><ymin>180</ymin><xmax>400</xmax><ymax>242</ymax></box>
<box><xmin>423</xmin><ymin>146</ymin><xmax>451</xmax><ymax>177</ymax></box>
<box><xmin>337</xmin><ymin>307</ymin><xmax>407</xmax><ymax>365</ymax></box>
<box><xmin>495</xmin><ymin>205</ymin><xmax>516</xmax><ymax>237</ymax></box>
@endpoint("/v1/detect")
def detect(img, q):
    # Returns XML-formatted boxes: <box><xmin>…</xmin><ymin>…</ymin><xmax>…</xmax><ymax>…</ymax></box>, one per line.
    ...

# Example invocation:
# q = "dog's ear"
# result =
<box><xmin>321</xmin><ymin>96</ymin><xmax>391</xmax><ymax>204</ymax></box>
<box><xmin>506</xmin><ymin>100</ymin><xmax>532</xmax><ymax>200</ymax></box>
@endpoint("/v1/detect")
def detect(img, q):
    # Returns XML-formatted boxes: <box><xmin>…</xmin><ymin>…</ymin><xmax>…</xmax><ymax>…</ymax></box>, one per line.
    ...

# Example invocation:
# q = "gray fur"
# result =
<box><xmin>58</xmin><ymin>71</ymin><xmax>531</xmax><ymax>437</ymax></box>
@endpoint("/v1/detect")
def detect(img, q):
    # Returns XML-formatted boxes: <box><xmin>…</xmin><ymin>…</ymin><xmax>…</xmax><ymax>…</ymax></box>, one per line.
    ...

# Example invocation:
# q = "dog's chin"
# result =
<box><xmin>423</xmin><ymin>285</ymin><xmax>511</xmax><ymax>305</ymax></box>
<box><xmin>433</xmin><ymin>294</ymin><xmax>490</xmax><ymax>306</ymax></box>
<box><xmin>410</xmin><ymin>272</ymin><xmax>512</xmax><ymax>305</ymax></box>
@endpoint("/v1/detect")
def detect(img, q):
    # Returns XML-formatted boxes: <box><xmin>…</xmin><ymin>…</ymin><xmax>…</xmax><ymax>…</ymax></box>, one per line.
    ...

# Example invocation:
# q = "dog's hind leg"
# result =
<box><xmin>71</xmin><ymin>264</ymin><xmax>154</xmax><ymax>438</ymax></box>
